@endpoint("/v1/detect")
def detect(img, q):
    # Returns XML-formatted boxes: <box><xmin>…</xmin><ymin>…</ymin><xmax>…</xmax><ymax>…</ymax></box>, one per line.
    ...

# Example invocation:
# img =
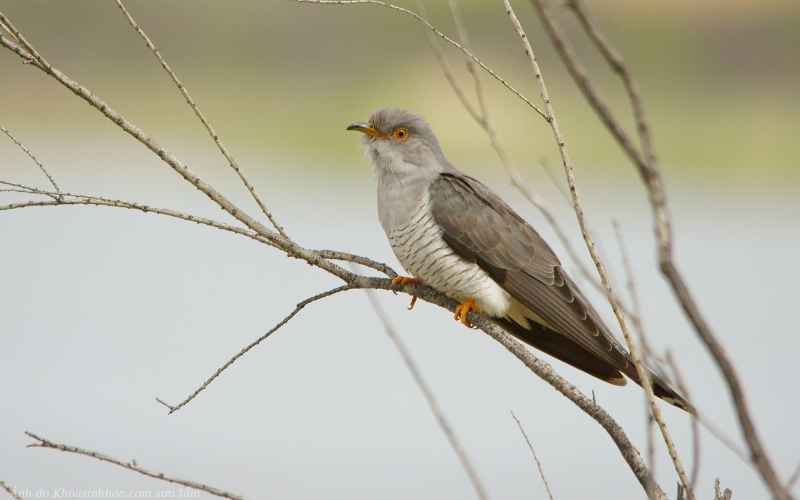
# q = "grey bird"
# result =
<box><xmin>348</xmin><ymin>107</ymin><xmax>694</xmax><ymax>413</ymax></box>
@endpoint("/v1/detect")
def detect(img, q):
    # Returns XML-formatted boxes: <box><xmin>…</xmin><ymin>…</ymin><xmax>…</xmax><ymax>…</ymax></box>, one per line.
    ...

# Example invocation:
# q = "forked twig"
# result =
<box><xmin>114</xmin><ymin>0</ymin><xmax>289</xmax><ymax>240</ymax></box>
<box><xmin>24</xmin><ymin>432</ymin><xmax>248</xmax><ymax>500</ymax></box>
<box><xmin>1</xmin><ymin>126</ymin><xmax>61</xmax><ymax>197</ymax></box>
<box><xmin>157</xmin><ymin>285</ymin><xmax>353</xmax><ymax>413</ymax></box>
<box><xmin>511</xmin><ymin>412</ymin><xmax>555</xmax><ymax>500</ymax></box>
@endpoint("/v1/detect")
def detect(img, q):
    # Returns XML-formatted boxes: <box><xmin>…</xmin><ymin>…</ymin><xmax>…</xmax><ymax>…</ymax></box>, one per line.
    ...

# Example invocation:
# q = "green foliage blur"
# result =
<box><xmin>2</xmin><ymin>0</ymin><xmax>798</xmax><ymax>185</ymax></box>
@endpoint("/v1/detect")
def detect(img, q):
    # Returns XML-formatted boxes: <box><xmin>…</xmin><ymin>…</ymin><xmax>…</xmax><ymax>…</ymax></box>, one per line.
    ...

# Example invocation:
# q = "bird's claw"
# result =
<box><xmin>454</xmin><ymin>299</ymin><xmax>482</xmax><ymax>328</ymax></box>
<box><xmin>391</xmin><ymin>275</ymin><xmax>421</xmax><ymax>295</ymax></box>
<box><xmin>392</xmin><ymin>276</ymin><xmax>421</xmax><ymax>308</ymax></box>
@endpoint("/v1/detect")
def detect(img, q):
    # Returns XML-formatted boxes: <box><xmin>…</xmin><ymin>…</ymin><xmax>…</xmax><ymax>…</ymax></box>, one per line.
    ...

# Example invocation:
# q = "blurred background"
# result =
<box><xmin>1</xmin><ymin>0</ymin><xmax>798</xmax><ymax>499</ymax></box>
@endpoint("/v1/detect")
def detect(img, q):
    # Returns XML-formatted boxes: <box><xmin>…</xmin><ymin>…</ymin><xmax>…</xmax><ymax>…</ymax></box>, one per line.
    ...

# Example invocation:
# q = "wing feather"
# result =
<box><xmin>430</xmin><ymin>173</ymin><xmax>631</xmax><ymax>373</ymax></box>
<box><xmin>427</xmin><ymin>171</ymin><xmax>695</xmax><ymax>413</ymax></box>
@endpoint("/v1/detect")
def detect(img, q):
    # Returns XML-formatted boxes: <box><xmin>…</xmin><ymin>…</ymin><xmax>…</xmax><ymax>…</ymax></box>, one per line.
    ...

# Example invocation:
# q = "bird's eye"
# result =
<box><xmin>393</xmin><ymin>127</ymin><xmax>409</xmax><ymax>140</ymax></box>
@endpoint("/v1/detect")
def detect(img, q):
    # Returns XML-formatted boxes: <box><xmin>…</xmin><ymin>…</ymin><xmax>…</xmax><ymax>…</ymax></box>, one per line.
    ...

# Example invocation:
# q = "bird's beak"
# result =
<box><xmin>347</xmin><ymin>122</ymin><xmax>390</xmax><ymax>140</ymax></box>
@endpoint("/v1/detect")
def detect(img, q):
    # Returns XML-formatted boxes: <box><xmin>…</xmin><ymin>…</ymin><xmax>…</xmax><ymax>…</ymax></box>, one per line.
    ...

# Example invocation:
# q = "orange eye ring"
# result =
<box><xmin>393</xmin><ymin>127</ymin><xmax>409</xmax><ymax>140</ymax></box>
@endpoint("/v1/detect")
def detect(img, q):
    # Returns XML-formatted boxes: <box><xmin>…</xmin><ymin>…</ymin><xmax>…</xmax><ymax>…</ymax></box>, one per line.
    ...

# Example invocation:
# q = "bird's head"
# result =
<box><xmin>347</xmin><ymin>108</ymin><xmax>449</xmax><ymax>180</ymax></box>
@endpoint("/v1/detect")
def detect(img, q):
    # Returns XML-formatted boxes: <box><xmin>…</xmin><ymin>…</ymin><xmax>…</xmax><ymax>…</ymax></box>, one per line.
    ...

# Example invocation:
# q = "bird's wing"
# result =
<box><xmin>429</xmin><ymin>172</ymin><xmax>634</xmax><ymax>376</ymax></box>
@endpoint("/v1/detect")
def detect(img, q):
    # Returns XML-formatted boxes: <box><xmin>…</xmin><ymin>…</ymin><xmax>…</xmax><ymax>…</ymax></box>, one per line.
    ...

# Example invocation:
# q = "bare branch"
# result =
<box><xmin>502</xmin><ymin>1</ymin><xmax>691</xmax><ymax>498</ymax></box>
<box><xmin>113</xmin><ymin>0</ymin><xmax>290</xmax><ymax>240</ymax></box>
<box><xmin>714</xmin><ymin>478</ymin><xmax>732</xmax><ymax>500</ymax></box>
<box><xmin>664</xmin><ymin>353</ymin><xmax>701</xmax><ymax>487</ymax></box>
<box><xmin>0</xmin><ymin>12</ymin><xmax>46</xmax><ymax>69</ymax></box>
<box><xmin>0</xmin><ymin>187</ymin><xmax>280</xmax><ymax>249</ymax></box>
<box><xmin>612</xmin><ymin>221</ymin><xmax>657</xmax><ymax>475</ymax></box>
<box><xmin>511</xmin><ymin>412</ymin><xmax>555</xmax><ymax>500</ymax></box>
<box><xmin>292</xmin><ymin>0</ymin><xmax>546</xmax><ymax>119</ymax></box>
<box><xmin>787</xmin><ymin>460</ymin><xmax>800</xmax><ymax>490</ymax></box>
<box><xmin>363</xmin><ymin>288</ymin><xmax>491</xmax><ymax>500</ymax></box>
<box><xmin>565</xmin><ymin>0</ymin><xmax>656</xmax><ymax>168</ymax></box>
<box><xmin>417</xmin><ymin>0</ymin><xmax>483</xmax><ymax>124</ymax></box>
<box><xmin>611</xmin><ymin>222</ymin><xmax>649</xmax><ymax>357</ymax></box>
<box><xmin>557</xmin><ymin>1</ymin><xmax>791</xmax><ymax>497</ymax></box>
<box><xmin>0</xmin><ymin>480</ymin><xmax>26</xmax><ymax>500</ymax></box>
<box><xmin>1</xmin><ymin>126</ymin><xmax>61</xmax><ymax>196</ymax></box>
<box><xmin>315</xmin><ymin>250</ymin><xmax>398</xmax><ymax>279</ymax></box>
<box><xmin>24</xmin><ymin>432</ymin><xmax>248</xmax><ymax>500</ymax></box>
<box><xmin>157</xmin><ymin>285</ymin><xmax>353</xmax><ymax>414</ymax></box>
<box><xmin>696</xmin><ymin>415</ymin><xmax>750</xmax><ymax>464</ymax></box>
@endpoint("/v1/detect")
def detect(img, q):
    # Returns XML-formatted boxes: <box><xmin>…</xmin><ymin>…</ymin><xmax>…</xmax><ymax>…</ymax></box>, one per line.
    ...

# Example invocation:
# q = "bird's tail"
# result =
<box><xmin>619</xmin><ymin>357</ymin><xmax>696</xmax><ymax>415</ymax></box>
<box><xmin>495</xmin><ymin>317</ymin><xmax>696</xmax><ymax>414</ymax></box>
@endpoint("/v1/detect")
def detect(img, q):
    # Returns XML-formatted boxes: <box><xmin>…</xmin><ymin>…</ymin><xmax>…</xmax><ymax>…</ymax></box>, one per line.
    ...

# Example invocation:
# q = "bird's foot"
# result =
<box><xmin>391</xmin><ymin>276</ymin><xmax>422</xmax><ymax>309</ymax></box>
<box><xmin>392</xmin><ymin>276</ymin><xmax>422</xmax><ymax>286</ymax></box>
<box><xmin>454</xmin><ymin>299</ymin><xmax>482</xmax><ymax>328</ymax></box>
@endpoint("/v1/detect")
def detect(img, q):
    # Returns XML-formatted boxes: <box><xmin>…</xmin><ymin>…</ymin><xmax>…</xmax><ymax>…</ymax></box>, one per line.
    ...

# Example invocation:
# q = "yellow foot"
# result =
<box><xmin>454</xmin><ymin>299</ymin><xmax>482</xmax><ymax>328</ymax></box>
<box><xmin>391</xmin><ymin>276</ymin><xmax>422</xmax><ymax>286</ymax></box>
<box><xmin>391</xmin><ymin>275</ymin><xmax>421</xmax><ymax>294</ymax></box>
<box><xmin>391</xmin><ymin>276</ymin><xmax>422</xmax><ymax>309</ymax></box>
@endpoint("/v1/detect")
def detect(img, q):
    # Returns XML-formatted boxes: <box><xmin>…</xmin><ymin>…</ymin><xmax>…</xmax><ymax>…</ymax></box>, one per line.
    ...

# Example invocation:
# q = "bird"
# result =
<box><xmin>347</xmin><ymin>107</ymin><xmax>694</xmax><ymax>414</ymax></box>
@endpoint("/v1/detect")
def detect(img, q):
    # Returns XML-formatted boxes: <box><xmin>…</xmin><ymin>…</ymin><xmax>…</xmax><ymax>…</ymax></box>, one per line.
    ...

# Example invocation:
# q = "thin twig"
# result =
<box><xmin>664</xmin><ymin>353</ymin><xmax>701</xmax><ymax>487</ymax></box>
<box><xmin>24</xmin><ymin>432</ymin><xmax>248</xmax><ymax>500</ymax></box>
<box><xmin>612</xmin><ymin>221</ymin><xmax>662</xmax><ymax>480</ymax></box>
<box><xmin>0</xmin><ymin>480</ymin><xmax>26</xmax><ymax>500</ymax></box>
<box><xmin>611</xmin><ymin>222</ymin><xmax>650</xmax><ymax>357</ymax></box>
<box><xmin>787</xmin><ymin>460</ymin><xmax>800</xmax><ymax>490</ymax></box>
<box><xmin>696</xmin><ymin>414</ymin><xmax>750</xmax><ymax>464</ymax></box>
<box><xmin>0</xmin><ymin>186</ymin><xmax>280</xmax><ymax>249</ymax></box>
<box><xmin>292</xmin><ymin>0</ymin><xmax>546</xmax><ymax>119</ymax></box>
<box><xmin>502</xmin><ymin>2</ymin><xmax>689</xmax><ymax>498</ymax></box>
<box><xmin>1</xmin><ymin>126</ymin><xmax>61</xmax><ymax>196</ymax></box>
<box><xmin>316</xmin><ymin>250</ymin><xmax>398</xmax><ymax>278</ymax></box>
<box><xmin>714</xmin><ymin>478</ymin><xmax>732</xmax><ymax>500</ymax></box>
<box><xmin>114</xmin><ymin>0</ymin><xmax>290</xmax><ymax>240</ymax></box>
<box><xmin>363</xmin><ymin>287</ymin><xmax>491</xmax><ymax>500</ymax></box>
<box><xmin>538</xmin><ymin>158</ymin><xmax>571</xmax><ymax>204</ymax></box>
<box><xmin>157</xmin><ymin>285</ymin><xmax>353</xmax><ymax>413</ymax></box>
<box><xmin>511</xmin><ymin>412</ymin><xmax>555</xmax><ymax>500</ymax></box>
<box><xmin>561</xmin><ymin>2</ymin><xmax>790</xmax><ymax>497</ymax></box>
<box><xmin>417</xmin><ymin>0</ymin><xmax>482</xmax><ymax>124</ymax></box>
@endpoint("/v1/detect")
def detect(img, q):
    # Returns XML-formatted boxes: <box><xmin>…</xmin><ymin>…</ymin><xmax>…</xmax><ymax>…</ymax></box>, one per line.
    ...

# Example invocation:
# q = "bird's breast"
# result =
<box><xmin>386</xmin><ymin>194</ymin><xmax>511</xmax><ymax>318</ymax></box>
